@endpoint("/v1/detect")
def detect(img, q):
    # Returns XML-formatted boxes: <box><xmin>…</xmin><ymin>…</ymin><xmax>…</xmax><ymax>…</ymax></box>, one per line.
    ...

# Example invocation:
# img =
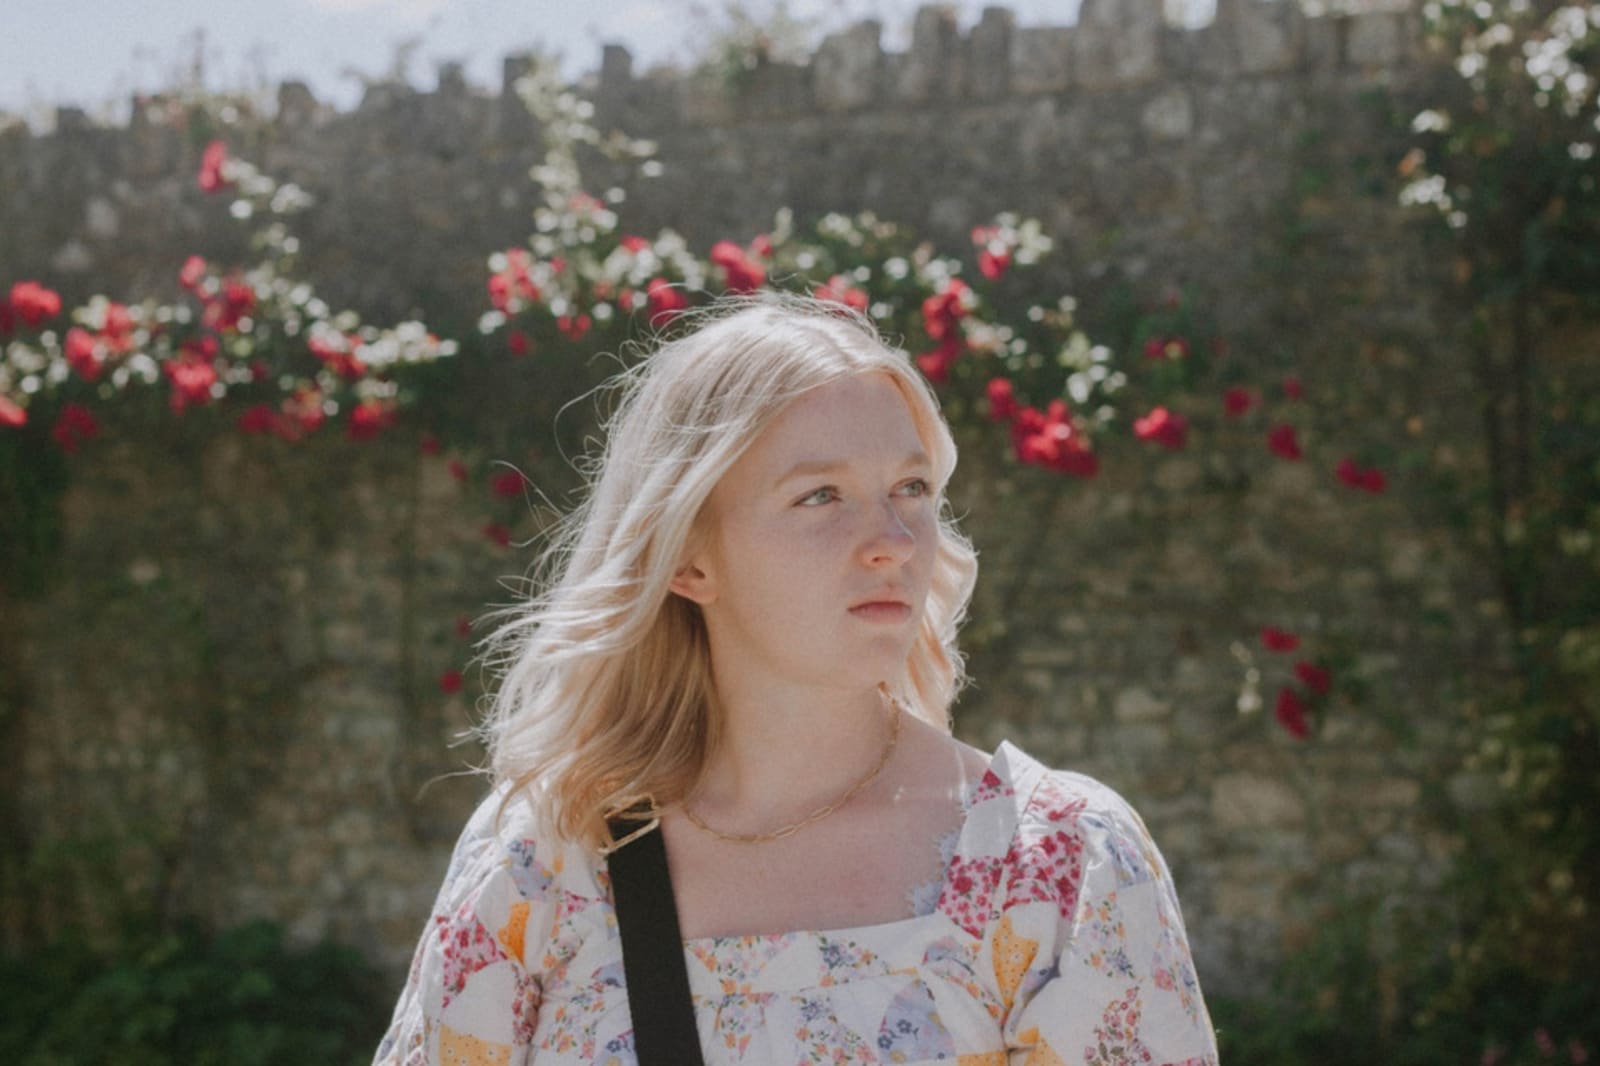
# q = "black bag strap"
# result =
<box><xmin>605</xmin><ymin>809</ymin><xmax>706</xmax><ymax>1066</ymax></box>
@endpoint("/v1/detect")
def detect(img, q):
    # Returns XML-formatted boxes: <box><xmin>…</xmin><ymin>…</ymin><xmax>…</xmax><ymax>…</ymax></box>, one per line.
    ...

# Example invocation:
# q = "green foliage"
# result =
<box><xmin>0</xmin><ymin>920</ymin><xmax>389</xmax><ymax>1066</ymax></box>
<box><xmin>0</xmin><ymin>417</ymin><xmax>68</xmax><ymax>598</ymax></box>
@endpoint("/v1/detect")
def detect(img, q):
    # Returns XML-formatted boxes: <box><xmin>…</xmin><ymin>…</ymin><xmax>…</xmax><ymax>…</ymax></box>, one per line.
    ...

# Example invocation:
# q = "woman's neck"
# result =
<box><xmin>686</xmin><ymin>684</ymin><xmax>900</xmax><ymax>832</ymax></box>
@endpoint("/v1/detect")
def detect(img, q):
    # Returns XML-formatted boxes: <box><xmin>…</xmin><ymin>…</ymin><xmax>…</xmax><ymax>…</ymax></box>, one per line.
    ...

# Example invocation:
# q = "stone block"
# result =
<box><xmin>895</xmin><ymin>5</ymin><xmax>962</xmax><ymax>103</ymax></box>
<box><xmin>814</xmin><ymin>20</ymin><xmax>884</xmax><ymax>112</ymax></box>
<box><xmin>744</xmin><ymin>62</ymin><xmax>813</xmax><ymax>118</ymax></box>
<box><xmin>968</xmin><ymin>7</ymin><xmax>1016</xmax><ymax>99</ymax></box>
<box><xmin>1115</xmin><ymin>685</ymin><xmax>1172</xmax><ymax>721</ymax></box>
<box><xmin>1346</xmin><ymin>11</ymin><xmax>1405</xmax><ymax>69</ymax></box>
<box><xmin>1230</xmin><ymin>0</ymin><xmax>1304</xmax><ymax>74</ymax></box>
<box><xmin>1012</xmin><ymin>26</ymin><xmax>1075</xmax><ymax>95</ymax></box>
<box><xmin>1075</xmin><ymin>0</ymin><xmax>1164</xmax><ymax>89</ymax></box>
<box><xmin>1304</xmin><ymin>11</ymin><xmax>1342</xmax><ymax>72</ymax></box>
<box><xmin>1211</xmin><ymin>772</ymin><xmax>1306</xmax><ymax>829</ymax></box>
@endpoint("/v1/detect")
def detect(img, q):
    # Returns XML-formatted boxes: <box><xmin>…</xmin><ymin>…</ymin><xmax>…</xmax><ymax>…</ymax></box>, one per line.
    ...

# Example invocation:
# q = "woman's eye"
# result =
<box><xmin>798</xmin><ymin>486</ymin><xmax>839</xmax><ymax>506</ymax></box>
<box><xmin>898</xmin><ymin>478</ymin><xmax>931</xmax><ymax>498</ymax></box>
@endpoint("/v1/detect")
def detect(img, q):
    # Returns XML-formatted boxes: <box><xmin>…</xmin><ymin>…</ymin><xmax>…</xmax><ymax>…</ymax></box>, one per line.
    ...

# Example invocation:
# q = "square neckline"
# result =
<box><xmin>678</xmin><ymin>740</ymin><xmax>1013</xmax><ymax>949</ymax></box>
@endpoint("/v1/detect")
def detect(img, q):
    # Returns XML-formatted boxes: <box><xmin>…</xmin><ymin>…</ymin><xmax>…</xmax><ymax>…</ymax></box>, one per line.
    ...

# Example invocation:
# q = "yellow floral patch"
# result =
<box><xmin>438</xmin><ymin>1023</ymin><xmax>511</xmax><ymax>1066</ymax></box>
<box><xmin>958</xmin><ymin>1053</ymin><xmax>1005</xmax><ymax>1066</ymax></box>
<box><xmin>992</xmin><ymin>911</ymin><xmax>1040</xmax><ymax>1010</ymax></box>
<box><xmin>498</xmin><ymin>900</ymin><xmax>530</xmax><ymax>963</ymax></box>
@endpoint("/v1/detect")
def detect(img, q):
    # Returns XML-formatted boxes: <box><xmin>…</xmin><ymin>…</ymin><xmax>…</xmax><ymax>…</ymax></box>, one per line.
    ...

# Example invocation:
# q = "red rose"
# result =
<box><xmin>482</xmin><ymin>521</ymin><xmax>511</xmax><ymax>548</ymax></box>
<box><xmin>237</xmin><ymin>404</ymin><xmax>281</xmax><ymax>435</ymax></box>
<box><xmin>557</xmin><ymin>313</ymin><xmax>592</xmax><ymax>341</ymax></box>
<box><xmin>102</xmin><ymin>302</ymin><xmax>135</xmax><ymax>351</ymax></box>
<box><xmin>1274</xmin><ymin>686</ymin><xmax>1311</xmax><ymax>739</ymax></box>
<box><xmin>1294</xmin><ymin>661</ymin><xmax>1332</xmax><ymax>696</ymax></box>
<box><xmin>1266</xmin><ymin>423</ymin><xmax>1302</xmax><ymax>460</ymax></box>
<box><xmin>1282</xmin><ymin>375</ymin><xmax>1304</xmax><ymax>400</ymax></box>
<box><xmin>438</xmin><ymin>670</ymin><xmax>464</xmax><ymax>694</ymax></box>
<box><xmin>1134</xmin><ymin>406</ymin><xmax>1189</xmax><ymax>450</ymax></box>
<box><xmin>64</xmin><ymin>328</ymin><xmax>104</xmax><ymax>382</ymax></box>
<box><xmin>9</xmin><ymin>281</ymin><xmax>62</xmax><ymax>327</ymax></box>
<box><xmin>347</xmin><ymin>398</ymin><xmax>397</xmax><ymax>441</ymax></box>
<box><xmin>179</xmin><ymin>255</ymin><xmax>207</xmax><ymax>291</ymax></box>
<box><xmin>1336</xmin><ymin>457</ymin><xmax>1388</xmax><ymax>493</ymax></box>
<box><xmin>709</xmin><ymin>240</ymin><xmax>765</xmax><ymax>293</ymax></box>
<box><xmin>749</xmin><ymin>234</ymin><xmax>774</xmax><ymax>259</ymax></box>
<box><xmin>487</xmin><ymin>273</ymin><xmax>512</xmax><ymax>312</ymax></box>
<box><xmin>1014</xmin><ymin>401</ymin><xmax>1098</xmax><ymax>477</ymax></box>
<box><xmin>490</xmin><ymin>470</ymin><xmax>525</xmax><ymax>498</ymax></box>
<box><xmin>0</xmin><ymin>395</ymin><xmax>26</xmax><ymax>429</ymax></box>
<box><xmin>986</xmin><ymin>378</ymin><xmax>1016</xmax><ymax>422</ymax></box>
<box><xmin>978</xmin><ymin>249</ymin><xmax>1010</xmax><ymax>281</ymax></box>
<box><xmin>1261</xmin><ymin>626</ymin><xmax>1300</xmax><ymax>652</ymax></box>
<box><xmin>1223</xmin><ymin>386</ymin><xmax>1257</xmax><ymax>416</ymax></box>
<box><xmin>164</xmin><ymin>357</ymin><xmax>218</xmax><ymax>413</ymax></box>
<box><xmin>448</xmin><ymin>459</ymin><xmax>468</xmax><ymax>482</ymax></box>
<box><xmin>813</xmin><ymin>275</ymin><xmax>868</xmax><ymax>313</ymax></box>
<box><xmin>921</xmin><ymin>279</ymin><xmax>969</xmax><ymax>342</ymax></box>
<box><xmin>203</xmin><ymin>277</ymin><xmax>256</xmax><ymax>333</ymax></box>
<box><xmin>50</xmin><ymin>403</ymin><xmax>100</xmax><ymax>454</ymax></box>
<box><xmin>646</xmin><ymin>277</ymin><xmax>688</xmax><ymax>328</ymax></box>
<box><xmin>419</xmin><ymin>433</ymin><xmax>442</xmax><ymax>455</ymax></box>
<box><xmin>915</xmin><ymin>335</ymin><xmax>962</xmax><ymax>384</ymax></box>
<box><xmin>620</xmin><ymin>235</ymin><xmax>650</xmax><ymax>253</ymax></box>
<box><xmin>197</xmin><ymin>139</ymin><xmax>230</xmax><ymax>193</ymax></box>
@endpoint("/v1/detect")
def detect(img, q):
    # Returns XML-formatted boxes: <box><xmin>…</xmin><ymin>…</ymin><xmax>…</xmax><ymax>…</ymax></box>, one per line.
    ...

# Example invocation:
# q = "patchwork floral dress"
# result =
<box><xmin>374</xmin><ymin>741</ymin><xmax>1219</xmax><ymax>1065</ymax></box>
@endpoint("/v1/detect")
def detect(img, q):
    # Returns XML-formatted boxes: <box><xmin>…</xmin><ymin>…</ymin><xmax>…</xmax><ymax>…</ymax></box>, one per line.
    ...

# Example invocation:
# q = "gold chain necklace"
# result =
<box><xmin>682</xmin><ymin>698</ymin><xmax>903</xmax><ymax>845</ymax></box>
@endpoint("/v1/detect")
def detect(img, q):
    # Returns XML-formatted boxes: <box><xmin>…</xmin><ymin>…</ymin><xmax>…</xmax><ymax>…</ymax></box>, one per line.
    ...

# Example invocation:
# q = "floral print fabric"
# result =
<box><xmin>374</xmin><ymin>741</ymin><xmax>1218</xmax><ymax>1065</ymax></box>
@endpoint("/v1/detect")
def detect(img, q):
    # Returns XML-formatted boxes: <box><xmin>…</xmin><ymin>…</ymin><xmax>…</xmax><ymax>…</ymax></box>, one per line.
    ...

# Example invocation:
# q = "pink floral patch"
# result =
<box><xmin>435</xmin><ymin>898</ymin><xmax>510</xmax><ymax>1008</ymax></box>
<box><xmin>1085</xmin><ymin>986</ymin><xmax>1155</xmax><ymax>1065</ymax></box>
<box><xmin>1002</xmin><ymin>780</ymin><xmax>1089</xmax><ymax>916</ymax></box>
<box><xmin>937</xmin><ymin>853</ymin><xmax>1004</xmax><ymax>938</ymax></box>
<box><xmin>965</xmin><ymin>767</ymin><xmax>1011</xmax><ymax>809</ymax></box>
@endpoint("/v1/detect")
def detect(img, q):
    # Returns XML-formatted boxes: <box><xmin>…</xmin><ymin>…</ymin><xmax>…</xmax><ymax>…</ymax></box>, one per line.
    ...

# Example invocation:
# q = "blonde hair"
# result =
<box><xmin>475</xmin><ymin>291</ymin><xmax>979</xmax><ymax>852</ymax></box>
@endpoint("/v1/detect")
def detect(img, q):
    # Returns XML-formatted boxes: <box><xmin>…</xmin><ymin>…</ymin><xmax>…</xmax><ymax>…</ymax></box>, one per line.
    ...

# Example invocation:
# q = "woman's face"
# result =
<box><xmin>676</xmin><ymin>371</ymin><xmax>940</xmax><ymax>692</ymax></box>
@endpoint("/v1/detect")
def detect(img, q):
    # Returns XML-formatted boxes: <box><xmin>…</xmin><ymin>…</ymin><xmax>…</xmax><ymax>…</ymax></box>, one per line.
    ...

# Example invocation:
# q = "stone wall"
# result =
<box><xmin>0</xmin><ymin>1</ymin><xmax>1506</xmax><ymax>1000</ymax></box>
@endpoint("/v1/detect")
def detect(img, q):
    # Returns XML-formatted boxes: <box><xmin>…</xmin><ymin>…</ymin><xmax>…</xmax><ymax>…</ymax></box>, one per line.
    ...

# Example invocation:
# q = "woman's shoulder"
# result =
<box><xmin>966</xmin><ymin>741</ymin><xmax>1171</xmax><ymax>895</ymax></box>
<box><xmin>438</xmin><ymin>779</ymin><xmax>593</xmax><ymax>908</ymax></box>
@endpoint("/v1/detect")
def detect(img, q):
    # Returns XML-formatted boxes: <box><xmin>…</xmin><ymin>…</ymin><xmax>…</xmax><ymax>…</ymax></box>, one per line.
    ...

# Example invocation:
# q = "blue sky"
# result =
<box><xmin>0</xmin><ymin>0</ymin><xmax>1113</xmax><ymax>128</ymax></box>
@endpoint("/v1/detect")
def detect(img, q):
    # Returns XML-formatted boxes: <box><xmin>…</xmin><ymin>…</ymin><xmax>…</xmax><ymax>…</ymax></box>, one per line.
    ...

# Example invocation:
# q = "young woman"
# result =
<box><xmin>375</xmin><ymin>294</ymin><xmax>1218</xmax><ymax>1065</ymax></box>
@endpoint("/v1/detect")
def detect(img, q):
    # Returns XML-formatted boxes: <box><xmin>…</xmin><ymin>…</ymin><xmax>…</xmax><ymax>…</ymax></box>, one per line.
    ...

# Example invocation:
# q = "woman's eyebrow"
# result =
<box><xmin>773</xmin><ymin>451</ymin><xmax>931</xmax><ymax>488</ymax></box>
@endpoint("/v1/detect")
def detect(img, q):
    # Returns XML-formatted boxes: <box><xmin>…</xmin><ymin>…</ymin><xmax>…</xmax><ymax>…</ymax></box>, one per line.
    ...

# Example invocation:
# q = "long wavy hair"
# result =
<box><xmin>474</xmin><ymin>291</ymin><xmax>979</xmax><ymax>852</ymax></box>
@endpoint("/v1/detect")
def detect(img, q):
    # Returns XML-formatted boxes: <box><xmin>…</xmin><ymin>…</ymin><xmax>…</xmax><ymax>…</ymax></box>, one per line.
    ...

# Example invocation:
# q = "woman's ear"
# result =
<box><xmin>668</xmin><ymin>559</ymin><xmax>716</xmax><ymax>605</ymax></box>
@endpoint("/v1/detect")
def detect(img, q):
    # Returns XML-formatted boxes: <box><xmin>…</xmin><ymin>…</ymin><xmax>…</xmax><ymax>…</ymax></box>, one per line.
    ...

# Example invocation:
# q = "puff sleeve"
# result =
<box><xmin>373</xmin><ymin>787</ymin><xmax>557</xmax><ymax>1066</ymax></box>
<box><xmin>995</xmin><ymin>772</ymin><xmax>1218</xmax><ymax>1065</ymax></box>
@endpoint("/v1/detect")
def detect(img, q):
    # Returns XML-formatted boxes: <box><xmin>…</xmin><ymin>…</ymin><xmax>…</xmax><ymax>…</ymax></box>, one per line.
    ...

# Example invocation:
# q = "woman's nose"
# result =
<box><xmin>861</xmin><ymin>502</ymin><xmax>916</xmax><ymax>565</ymax></box>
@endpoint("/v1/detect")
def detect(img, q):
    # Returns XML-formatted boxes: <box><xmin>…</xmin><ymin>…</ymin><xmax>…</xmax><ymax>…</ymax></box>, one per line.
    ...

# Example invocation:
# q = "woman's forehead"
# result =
<box><xmin>751</xmin><ymin>373</ymin><xmax>925</xmax><ymax>467</ymax></box>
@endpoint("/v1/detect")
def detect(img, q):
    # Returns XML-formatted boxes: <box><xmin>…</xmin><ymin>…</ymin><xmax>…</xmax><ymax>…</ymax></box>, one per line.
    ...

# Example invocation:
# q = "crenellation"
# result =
<box><xmin>814</xmin><ymin>20</ymin><xmax>883</xmax><ymax>113</ymax></box>
<box><xmin>276</xmin><ymin>81</ymin><xmax>320</xmax><ymax>129</ymax></box>
<box><xmin>1075</xmin><ymin>0</ymin><xmax>1166</xmax><ymax>89</ymax></box>
<box><xmin>1010</xmin><ymin>25</ymin><xmax>1075</xmax><ymax>95</ymax></box>
<box><xmin>893</xmin><ymin>5</ymin><xmax>964</xmax><ymax>105</ymax></box>
<box><xmin>968</xmin><ymin>8</ymin><xmax>1017</xmax><ymax>100</ymax></box>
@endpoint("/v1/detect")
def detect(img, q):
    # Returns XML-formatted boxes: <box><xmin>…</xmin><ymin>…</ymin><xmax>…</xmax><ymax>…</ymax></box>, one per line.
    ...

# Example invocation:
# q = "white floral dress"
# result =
<box><xmin>374</xmin><ymin>741</ymin><xmax>1219</xmax><ymax>1065</ymax></box>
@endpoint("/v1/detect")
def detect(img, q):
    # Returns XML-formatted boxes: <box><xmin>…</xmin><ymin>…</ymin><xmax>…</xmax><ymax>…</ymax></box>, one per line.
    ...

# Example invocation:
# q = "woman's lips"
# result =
<box><xmin>849</xmin><ymin>602</ymin><xmax>911</xmax><ymax>623</ymax></box>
